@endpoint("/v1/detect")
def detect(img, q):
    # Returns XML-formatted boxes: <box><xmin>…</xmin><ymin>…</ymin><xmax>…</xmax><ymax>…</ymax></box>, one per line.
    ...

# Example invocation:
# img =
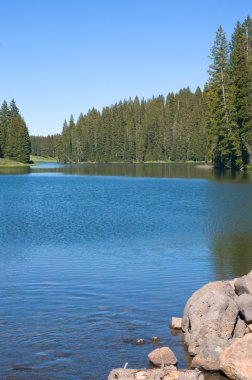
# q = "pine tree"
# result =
<box><xmin>0</xmin><ymin>100</ymin><xmax>10</xmax><ymax>157</ymax></box>
<box><xmin>205</xmin><ymin>26</ymin><xmax>239</xmax><ymax>169</ymax></box>
<box><xmin>229</xmin><ymin>22</ymin><xmax>251</xmax><ymax>167</ymax></box>
<box><xmin>242</xmin><ymin>16</ymin><xmax>252</xmax><ymax>156</ymax></box>
<box><xmin>5</xmin><ymin>116</ymin><xmax>31</xmax><ymax>163</ymax></box>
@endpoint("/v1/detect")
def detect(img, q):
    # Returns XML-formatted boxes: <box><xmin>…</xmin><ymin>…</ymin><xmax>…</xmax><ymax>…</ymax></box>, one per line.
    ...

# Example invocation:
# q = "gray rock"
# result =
<box><xmin>182</xmin><ymin>281</ymin><xmax>238</xmax><ymax>356</ymax></box>
<box><xmin>220</xmin><ymin>334</ymin><xmax>252</xmax><ymax>380</ymax></box>
<box><xmin>148</xmin><ymin>347</ymin><xmax>177</xmax><ymax>367</ymax></box>
<box><xmin>234</xmin><ymin>274</ymin><xmax>252</xmax><ymax>296</ymax></box>
<box><xmin>232</xmin><ymin>316</ymin><xmax>247</xmax><ymax>338</ymax></box>
<box><xmin>236</xmin><ymin>293</ymin><xmax>252</xmax><ymax>324</ymax></box>
<box><xmin>191</xmin><ymin>335</ymin><xmax>231</xmax><ymax>371</ymax></box>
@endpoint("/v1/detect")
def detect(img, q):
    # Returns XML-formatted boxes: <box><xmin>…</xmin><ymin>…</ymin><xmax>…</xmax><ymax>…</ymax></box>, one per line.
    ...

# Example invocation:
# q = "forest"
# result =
<box><xmin>0</xmin><ymin>100</ymin><xmax>31</xmax><ymax>164</ymax></box>
<box><xmin>2</xmin><ymin>16</ymin><xmax>252</xmax><ymax>169</ymax></box>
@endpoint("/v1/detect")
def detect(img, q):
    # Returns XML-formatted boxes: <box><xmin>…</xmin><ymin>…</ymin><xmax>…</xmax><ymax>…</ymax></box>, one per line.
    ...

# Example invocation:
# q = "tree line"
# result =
<box><xmin>30</xmin><ymin>16</ymin><xmax>252</xmax><ymax>169</ymax></box>
<box><xmin>205</xmin><ymin>16</ymin><xmax>252</xmax><ymax>169</ymax></box>
<box><xmin>31</xmin><ymin>87</ymin><xmax>207</xmax><ymax>164</ymax></box>
<box><xmin>0</xmin><ymin>100</ymin><xmax>31</xmax><ymax>163</ymax></box>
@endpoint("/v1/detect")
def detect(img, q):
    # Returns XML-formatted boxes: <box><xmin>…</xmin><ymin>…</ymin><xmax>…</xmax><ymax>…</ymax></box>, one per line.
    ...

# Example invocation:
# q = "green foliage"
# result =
<box><xmin>0</xmin><ymin>99</ymin><xmax>31</xmax><ymax>163</ymax></box>
<box><xmin>30</xmin><ymin>16</ymin><xmax>252</xmax><ymax>169</ymax></box>
<box><xmin>37</xmin><ymin>89</ymin><xmax>207</xmax><ymax>164</ymax></box>
<box><xmin>30</xmin><ymin>134</ymin><xmax>61</xmax><ymax>158</ymax></box>
<box><xmin>206</xmin><ymin>18</ymin><xmax>252</xmax><ymax>169</ymax></box>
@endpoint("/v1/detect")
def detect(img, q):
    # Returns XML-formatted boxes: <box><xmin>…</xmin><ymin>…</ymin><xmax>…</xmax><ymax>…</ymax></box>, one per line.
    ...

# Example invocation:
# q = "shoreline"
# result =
<box><xmin>109</xmin><ymin>271</ymin><xmax>252</xmax><ymax>380</ymax></box>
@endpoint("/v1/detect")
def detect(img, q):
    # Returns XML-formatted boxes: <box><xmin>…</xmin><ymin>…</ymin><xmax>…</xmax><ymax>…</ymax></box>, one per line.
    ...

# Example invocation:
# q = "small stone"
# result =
<box><xmin>151</xmin><ymin>336</ymin><xmax>160</xmax><ymax>342</ymax></box>
<box><xmin>136</xmin><ymin>339</ymin><xmax>144</xmax><ymax>345</ymax></box>
<box><xmin>170</xmin><ymin>317</ymin><xmax>182</xmax><ymax>329</ymax></box>
<box><xmin>135</xmin><ymin>371</ymin><xmax>147</xmax><ymax>379</ymax></box>
<box><xmin>148</xmin><ymin>347</ymin><xmax>177</xmax><ymax>367</ymax></box>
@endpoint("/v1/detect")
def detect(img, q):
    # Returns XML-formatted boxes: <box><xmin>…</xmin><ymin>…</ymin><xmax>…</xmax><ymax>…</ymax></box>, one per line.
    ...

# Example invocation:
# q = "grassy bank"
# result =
<box><xmin>30</xmin><ymin>155</ymin><xmax>57</xmax><ymax>163</ymax></box>
<box><xmin>0</xmin><ymin>158</ymin><xmax>30</xmax><ymax>167</ymax></box>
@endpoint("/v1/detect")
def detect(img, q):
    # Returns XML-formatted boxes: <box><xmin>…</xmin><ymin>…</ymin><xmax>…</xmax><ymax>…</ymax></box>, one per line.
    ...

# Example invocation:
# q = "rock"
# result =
<box><xmin>234</xmin><ymin>273</ymin><xmax>252</xmax><ymax>296</ymax></box>
<box><xmin>229</xmin><ymin>279</ymin><xmax>237</xmax><ymax>290</ymax></box>
<box><xmin>151</xmin><ymin>336</ymin><xmax>160</xmax><ymax>342</ymax></box>
<box><xmin>191</xmin><ymin>335</ymin><xmax>231</xmax><ymax>371</ymax></box>
<box><xmin>219</xmin><ymin>333</ymin><xmax>252</xmax><ymax>380</ymax></box>
<box><xmin>108</xmin><ymin>368</ymin><xmax>204</xmax><ymax>380</ymax></box>
<box><xmin>245</xmin><ymin>326</ymin><xmax>250</xmax><ymax>334</ymax></box>
<box><xmin>148</xmin><ymin>347</ymin><xmax>177</xmax><ymax>367</ymax></box>
<box><xmin>232</xmin><ymin>317</ymin><xmax>247</xmax><ymax>338</ymax></box>
<box><xmin>247</xmin><ymin>324</ymin><xmax>252</xmax><ymax>332</ymax></box>
<box><xmin>236</xmin><ymin>293</ymin><xmax>252</xmax><ymax>324</ymax></box>
<box><xmin>182</xmin><ymin>281</ymin><xmax>238</xmax><ymax>356</ymax></box>
<box><xmin>170</xmin><ymin>317</ymin><xmax>182</xmax><ymax>329</ymax></box>
<box><xmin>135</xmin><ymin>339</ymin><xmax>145</xmax><ymax>345</ymax></box>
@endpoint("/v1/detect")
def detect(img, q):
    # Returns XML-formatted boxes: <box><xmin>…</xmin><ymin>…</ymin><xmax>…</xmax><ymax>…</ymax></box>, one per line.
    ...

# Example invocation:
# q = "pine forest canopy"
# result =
<box><xmin>0</xmin><ymin>99</ymin><xmax>31</xmax><ymax>164</ymax></box>
<box><xmin>4</xmin><ymin>16</ymin><xmax>252</xmax><ymax>170</ymax></box>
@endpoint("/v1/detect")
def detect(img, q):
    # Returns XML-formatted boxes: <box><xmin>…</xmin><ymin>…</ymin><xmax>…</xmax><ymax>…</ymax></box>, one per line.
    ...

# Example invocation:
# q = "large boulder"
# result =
<box><xmin>234</xmin><ymin>272</ymin><xmax>252</xmax><ymax>296</ymax></box>
<box><xmin>182</xmin><ymin>281</ymin><xmax>238</xmax><ymax>356</ymax></box>
<box><xmin>219</xmin><ymin>333</ymin><xmax>252</xmax><ymax>380</ymax></box>
<box><xmin>236</xmin><ymin>293</ymin><xmax>252</xmax><ymax>324</ymax></box>
<box><xmin>148</xmin><ymin>347</ymin><xmax>177</xmax><ymax>367</ymax></box>
<box><xmin>191</xmin><ymin>335</ymin><xmax>231</xmax><ymax>371</ymax></box>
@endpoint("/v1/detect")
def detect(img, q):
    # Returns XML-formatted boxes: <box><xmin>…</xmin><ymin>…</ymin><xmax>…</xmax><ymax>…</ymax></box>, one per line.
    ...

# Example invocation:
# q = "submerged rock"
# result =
<box><xmin>151</xmin><ymin>336</ymin><xmax>160</xmax><ymax>343</ymax></box>
<box><xmin>148</xmin><ymin>347</ymin><xmax>177</xmax><ymax>367</ymax></box>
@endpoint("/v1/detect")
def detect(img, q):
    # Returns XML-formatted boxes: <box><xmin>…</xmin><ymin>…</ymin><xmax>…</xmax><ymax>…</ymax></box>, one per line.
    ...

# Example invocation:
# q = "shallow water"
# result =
<box><xmin>0</xmin><ymin>163</ymin><xmax>251</xmax><ymax>379</ymax></box>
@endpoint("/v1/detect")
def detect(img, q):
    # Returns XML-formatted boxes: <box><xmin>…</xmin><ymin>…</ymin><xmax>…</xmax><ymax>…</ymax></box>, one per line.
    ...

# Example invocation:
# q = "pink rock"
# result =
<box><xmin>148</xmin><ymin>347</ymin><xmax>177</xmax><ymax>367</ymax></box>
<box><xmin>170</xmin><ymin>317</ymin><xmax>182</xmax><ymax>329</ymax></box>
<box><xmin>220</xmin><ymin>334</ymin><xmax>252</xmax><ymax>380</ymax></box>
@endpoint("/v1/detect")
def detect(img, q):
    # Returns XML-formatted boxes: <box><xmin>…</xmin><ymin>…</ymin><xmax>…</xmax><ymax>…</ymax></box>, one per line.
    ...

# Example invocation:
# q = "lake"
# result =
<box><xmin>0</xmin><ymin>163</ymin><xmax>252</xmax><ymax>380</ymax></box>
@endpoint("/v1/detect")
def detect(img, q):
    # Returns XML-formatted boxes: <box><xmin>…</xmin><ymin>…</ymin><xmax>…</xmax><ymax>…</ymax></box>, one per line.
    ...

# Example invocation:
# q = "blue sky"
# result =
<box><xmin>0</xmin><ymin>0</ymin><xmax>251</xmax><ymax>136</ymax></box>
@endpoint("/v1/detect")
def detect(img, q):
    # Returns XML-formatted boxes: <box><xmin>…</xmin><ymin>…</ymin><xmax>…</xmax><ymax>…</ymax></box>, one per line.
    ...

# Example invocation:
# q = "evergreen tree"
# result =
<box><xmin>0</xmin><ymin>99</ymin><xmax>31</xmax><ymax>163</ymax></box>
<box><xmin>229</xmin><ymin>22</ymin><xmax>251</xmax><ymax>167</ymax></box>
<box><xmin>205</xmin><ymin>26</ymin><xmax>239</xmax><ymax>169</ymax></box>
<box><xmin>6</xmin><ymin>116</ymin><xmax>31</xmax><ymax>163</ymax></box>
<box><xmin>0</xmin><ymin>100</ymin><xmax>10</xmax><ymax>157</ymax></box>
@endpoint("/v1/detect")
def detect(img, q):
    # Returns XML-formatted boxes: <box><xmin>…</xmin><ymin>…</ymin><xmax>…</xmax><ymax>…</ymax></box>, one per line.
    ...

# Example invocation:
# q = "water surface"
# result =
<box><xmin>0</xmin><ymin>163</ymin><xmax>252</xmax><ymax>379</ymax></box>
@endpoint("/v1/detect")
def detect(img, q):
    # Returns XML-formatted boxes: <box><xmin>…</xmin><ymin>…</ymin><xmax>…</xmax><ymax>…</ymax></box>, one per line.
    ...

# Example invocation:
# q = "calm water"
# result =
<box><xmin>1</xmin><ymin>163</ymin><xmax>252</xmax><ymax>380</ymax></box>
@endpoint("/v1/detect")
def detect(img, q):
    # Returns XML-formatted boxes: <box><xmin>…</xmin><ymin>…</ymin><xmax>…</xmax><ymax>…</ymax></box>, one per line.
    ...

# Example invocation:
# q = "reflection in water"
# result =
<box><xmin>1</xmin><ymin>162</ymin><xmax>252</xmax><ymax>182</ymax></box>
<box><xmin>1</xmin><ymin>162</ymin><xmax>252</xmax><ymax>379</ymax></box>
<box><xmin>211</xmin><ymin>233</ymin><xmax>252</xmax><ymax>279</ymax></box>
<box><xmin>207</xmin><ymin>181</ymin><xmax>252</xmax><ymax>279</ymax></box>
<box><xmin>0</xmin><ymin>166</ymin><xmax>31</xmax><ymax>175</ymax></box>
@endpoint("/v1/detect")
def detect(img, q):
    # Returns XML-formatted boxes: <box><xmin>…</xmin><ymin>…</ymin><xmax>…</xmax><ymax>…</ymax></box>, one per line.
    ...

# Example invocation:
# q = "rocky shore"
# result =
<box><xmin>108</xmin><ymin>271</ymin><xmax>252</xmax><ymax>380</ymax></box>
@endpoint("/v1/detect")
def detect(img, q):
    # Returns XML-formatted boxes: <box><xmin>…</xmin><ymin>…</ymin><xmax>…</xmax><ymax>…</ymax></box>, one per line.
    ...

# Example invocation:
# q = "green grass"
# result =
<box><xmin>0</xmin><ymin>155</ymin><xmax>57</xmax><ymax>167</ymax></box>
<box><xmin>0</xmin><ymin>158</ymin><xmax>30</xmax><ymax>167</ymax></box>
<box><xmin>30</xmin><ymin>155</ymin><xmax>57</xmax><ymax>162</ymax></box>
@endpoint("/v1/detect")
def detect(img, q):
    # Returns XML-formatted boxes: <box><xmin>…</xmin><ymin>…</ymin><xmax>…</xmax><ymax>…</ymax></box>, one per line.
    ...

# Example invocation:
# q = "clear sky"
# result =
<box><xmin>0</xmin><ymin>0</ymin><xmax>251</xmax><ymax>136</ymax></box>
